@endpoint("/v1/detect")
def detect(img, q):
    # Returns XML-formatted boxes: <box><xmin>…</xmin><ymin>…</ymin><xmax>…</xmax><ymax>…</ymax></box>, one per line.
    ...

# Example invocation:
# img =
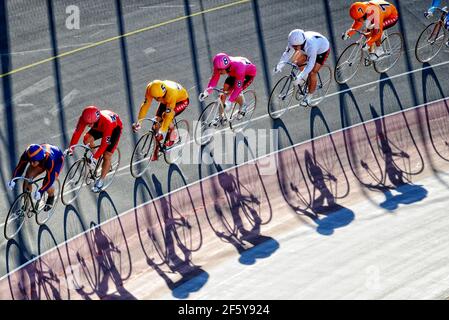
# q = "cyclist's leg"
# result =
<box><xmin>83</xmin><ymin>129</ymin><xmax>102</xmax><ymax>149</ymax></box>
<box><xmin>44</xmin><ymin>154</ymin><xmax>64</xmax><ymax>210</ymax></box>
<box><xmin>100</xmin><ymin>126</ymin><xmax>121</xmax><ymax>180</ymax></box>
<box><xmin>222</xmin><ymin>77</ymin><xmax>234</xmax><ymax>106</ymax></box>
<box><xmin>24</xmin><ymin>165</ymin><xmax>45</xmax><ymax>192</ymax></box>
<box><xmin>309</xmin><ymin>49</ymin><xmax>329</xmax><ymax>94</ymax></box>
<box><xmin>168</xmin><ymin>99</ymin><xmax>189</xmax><ymax>144</ymax></box>
<box><xmin>292</xmin><ymin>49</ymin><xmax>307</xmax><ymax>68</ymax></box>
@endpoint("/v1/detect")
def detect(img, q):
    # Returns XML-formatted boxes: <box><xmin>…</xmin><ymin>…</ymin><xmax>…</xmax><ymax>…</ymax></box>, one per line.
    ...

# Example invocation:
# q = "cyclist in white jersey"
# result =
<box><xmin>274</xmin><ymin>29</ymin><xmax>330</xmax><ymax>107</ymax></box>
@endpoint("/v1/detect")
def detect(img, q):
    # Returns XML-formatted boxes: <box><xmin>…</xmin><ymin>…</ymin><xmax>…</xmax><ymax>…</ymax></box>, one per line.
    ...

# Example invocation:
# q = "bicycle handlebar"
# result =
<box><xmin>435</xmin><ymin>6</ymin><xmax>448</xmax><ymax>14</ymax></box>
<box><xmin>11</xmin><ymin>176</ymin><xmax>42</xmax><ymax>185</ymax></box>
<box><xmin>209</xmin><ymin>87</ymin><xmax>227</xmax><ymax>94</ymax></box>
<box><xmin>279</xmin><ymin>61</ymin><xmax>299</xmax><ymax>70</ymax></box>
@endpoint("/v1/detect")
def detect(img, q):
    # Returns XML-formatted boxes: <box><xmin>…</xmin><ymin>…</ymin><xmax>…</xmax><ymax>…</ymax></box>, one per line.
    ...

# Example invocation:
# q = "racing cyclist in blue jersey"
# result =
<box><xmin>8</xmin><ymin>144</ymin><xmax>64</xmax><ymax>211</ymax></box>
<box><xmin>425</xmin><ymin>0</ymin><xmax>449</xmax><ymax>47</ymax></box>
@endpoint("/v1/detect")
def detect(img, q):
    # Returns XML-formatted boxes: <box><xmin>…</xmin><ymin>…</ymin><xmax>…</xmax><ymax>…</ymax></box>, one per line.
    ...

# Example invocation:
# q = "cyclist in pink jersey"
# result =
<box><xmin>199</xmin><ymin>53</ymin><xmax>257</xmax><ymax>123</ymax></box>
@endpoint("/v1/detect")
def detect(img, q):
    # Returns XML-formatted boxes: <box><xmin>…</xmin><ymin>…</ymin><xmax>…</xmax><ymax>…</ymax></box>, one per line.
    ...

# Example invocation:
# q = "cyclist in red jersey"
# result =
<box><xmin>67</xmin><ymin>106</ymin><xmax>123</xmax><ymax>193</ymax></box>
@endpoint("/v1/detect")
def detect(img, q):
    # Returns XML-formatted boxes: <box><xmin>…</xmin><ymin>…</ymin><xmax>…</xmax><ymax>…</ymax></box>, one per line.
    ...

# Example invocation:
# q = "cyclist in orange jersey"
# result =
<box><xmin>342</xmin><ymin>1</ymin><xmax>399</xmax><ymax>61</ymax></box>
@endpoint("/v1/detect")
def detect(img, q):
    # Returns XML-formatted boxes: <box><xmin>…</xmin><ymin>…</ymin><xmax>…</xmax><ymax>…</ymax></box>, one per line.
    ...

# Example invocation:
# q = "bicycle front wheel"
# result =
<box><xmin>165</xmin><ymin>119</ymin><xmax>190</xmax><ymax>164</ymax></box>
<box><xmin>230</xmin><ymin>90</ymin><xmax>257</xmax><ymax>132</ymax></box>
<box><xmin>415</xmin><ymin>22</ymin><xmax>447</xmax><ymax>63</ymax></box>
<box><xmin>310</xmin><ymin>64</ymin><xmax>332</xmax><ymax>106</ymax></box>
<box><xmin>194</xmin><ymin>102</ymin><xmax>221</xmax><ymax>146</ymax></box>
<box><xmin>334</xmin><ymin>43</ymin><xmax>363</xmax><ymax>84</ymax></box>
<box><xmin>36</xmin><ymin>179</ymin><xmax>61</xmax><ymax>225</ymax></box>
<box><xmin>130</xmin><ymin>132</ymin><xmax>155</xmax><ymax>178</ymax></box>
<box><xmin>61</xmin><ymin>158</ymin><xmax>87</xmax><ymax>205</ymax></box>
<box><xmin>374</xmin><ymin>32</ymin><xmax>403</xmax><ymax>73</ymax></box>
<box><xmin>4</xmin><ymin>193</ymin><xmax>28</xmax><ymax>240</ymax></box>
<box><xmin>101</xmin><ymin>148</ymin><xmax>121</xmax><ymax>191</ymax></box>
<box><xmin>268</xmin><ymin>75</ymin><xmax>294</xmax><ymax>119</ymax></box>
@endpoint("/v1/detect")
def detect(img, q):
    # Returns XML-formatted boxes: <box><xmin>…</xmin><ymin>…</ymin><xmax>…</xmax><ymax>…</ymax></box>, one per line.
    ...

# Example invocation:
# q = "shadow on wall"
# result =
<box><xmin>200</xmin><ymin>135</ymin><xmax>278</xmax><ymax>266</ymax></box>
<box><xmin>92</xmin><ymin>191</ymin><xmax>136</xmax><ymax>300</ymax></box>
<box><xmin>274</xmin><ymin>117</ymin><xmax>355</xmax><ymax>236</ymax></box>
<box><xmin>133</xmin><ymin>175</ymin><xmax>208</xmax><ymax>300</ymax></box>
<box><xmin>422</xmin><ymin>63</ymin><xmax>449</xmax><ymax>164</ymax></box>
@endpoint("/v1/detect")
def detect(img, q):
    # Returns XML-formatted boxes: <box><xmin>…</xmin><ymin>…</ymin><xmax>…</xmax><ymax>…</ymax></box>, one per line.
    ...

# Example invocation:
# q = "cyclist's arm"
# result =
<box><xmin>228</xmin><ymin>74</ymin><xmax>245</xmax><ymax>102</ymax></box>
<box><xmin>40</xmin><ymin>159</ymin><xmax>56</xmax><ymax>193</ymax></box>
<box><xmin>348</xmin><ymin>20</ymin><xmax>364</xmax><ymax>37</ymax></box>
<box><xmin>277</xmin><ymin>46</ymin><xmax>295</xmax><ymax>68</ymax></box>
<box><xmin>206</xmin><ymin>69</ymin><xmax>220</xmax><ymax>92</ymax></box>
<box><xmin>429</xmin><ymin>0</ymin><xmax>442</xmax><ymax>12</ymax></box>
<box><xmin>69</xmin><ymin>117</ymin><xmax>87</xmax><ymax>147</ymax></box>
<box><xmin>137</xmin><ymin>91</ymin><xmax>153</xmax><ymax>122</ymax></box>
<box><xmin>12</xmin><ymin>151</ymin><xmax>29</xmax><ymax>179</ymax></box>
<box><xmin>299</xmin><ymin>47</ymin><xmax>318</xmax><ymax>79</ymax></box>
<box><xmin>93</xmin><ymin>127</ymin><xmax>113</xmax><ymax>160</ymax></box>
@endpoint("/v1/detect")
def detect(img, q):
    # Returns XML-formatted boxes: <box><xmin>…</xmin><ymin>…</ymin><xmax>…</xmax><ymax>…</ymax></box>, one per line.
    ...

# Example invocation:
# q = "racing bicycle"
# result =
<box><xmin>335</xmin><ymin>29</ymin><xmax>404</xmax><ymax>84</ymax></box>
<box><xmin>61</xmin><ymin>144</ymin><xmax>121</xmax><ymax>205</ymax></box>
<box><xmin>4</xmin><ymin>176</ymin><xmax>60</xmax><ymax>240</ymax></box>
<box><xmin>268</xmin><ymin>61</ymin><xmax>332</xmax><ymax>119</ymax></box>
<box><xmin>415</xmin><ymin>6</ymin><xmax>448</xmax><ymax>63</ymax></box>
<box><xmin>130</xmin><ymin>117</ymin><xmax>190</xmax><ymax>178</ymax></box>
<box><xmin>194</xmin><ymin>88</ymin><xmax>257</xmax><ymax>146</ymax></box>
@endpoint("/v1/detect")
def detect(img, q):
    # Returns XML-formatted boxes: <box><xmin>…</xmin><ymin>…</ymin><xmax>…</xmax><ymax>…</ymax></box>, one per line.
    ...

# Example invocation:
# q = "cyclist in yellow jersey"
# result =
<box><xmin>132</xmin><ymin>80</ymin><xmax>189</xmax><ymax>151</ymax></box>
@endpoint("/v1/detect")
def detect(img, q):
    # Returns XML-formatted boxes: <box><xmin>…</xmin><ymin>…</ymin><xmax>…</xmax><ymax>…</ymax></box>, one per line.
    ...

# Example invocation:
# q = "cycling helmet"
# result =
<box><xmin>27</xmin><ymin>144</ymin><xmax>45</xmax><ymax>162</ymax></box>
<box><xmin>149</xmin><ymin>80</ymin><xmax>167</xmax><ymax>98</ymax></box>
<box><xmin>288</xmin><ymin>29</ymin><xmax>306</xmax><ymax>46</ymax></box>
<box><xmin>82</xmin><ymin>105</ymin><xmax>101</xmax><ymax>124</ymax></box>
<box><xmin>213</xmin><ymin>53</ymin><xmax>231</xmax><ymax>70</ymax></box>
<box><xmin>350</xmin><ymin>2</ymin><xmax>368</xmax><ymax>20</ymax></box>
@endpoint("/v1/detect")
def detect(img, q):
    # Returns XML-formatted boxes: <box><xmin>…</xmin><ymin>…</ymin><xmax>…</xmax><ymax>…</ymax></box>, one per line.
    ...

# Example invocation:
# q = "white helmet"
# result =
<box><xmin>288</xmin><ymin>29</ymin><xmax>306</xmax><ymax>46</ymax></box>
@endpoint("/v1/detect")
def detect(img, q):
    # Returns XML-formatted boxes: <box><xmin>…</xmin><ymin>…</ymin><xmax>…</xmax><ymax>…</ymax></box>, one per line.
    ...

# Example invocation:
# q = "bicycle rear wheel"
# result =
<box><xmin>194</xmin><ymin>101</ymin><xmax>221</xmax><ymax>146</ymax></box>
<box><xmin>101</xmin><ymin>148</ymin><xmax>121</xmax><ymax>191</ymax></box>
<box><xmin>130</xmin><ymin>132</ymin><xmax>155</xmax><ymax>178</ymax></box>
<box><xmin>230</xmin><ymin>90</ymin><xmax>257</xmax><ymax>132</ymax></box>
<box><xmin>268</xmin><ymin>75</ymin><xmax>294</xmax><ymax>119</ymax></box>
<box><xmin>415</xmin><ymin>22</ymin><xmax>447</xmax><ymax>63</ymax></box>
<box><xmin>374</xmin><ymin>32</ymin><xmax>403</xmax><ymax>73</ymax></box>
<box><xmin>61</xmin><ymin>159</ymin><xmax>87</xmax><ymax>205</ymax></box>
<box><xmin>164</xmin><ymin>119</ymin><xmax>190</xmax><ymax>164</ymax></box>
<box><xmin>36</xmin><ymin>180</ymin><xmax>61</xmax><ymax>225</ymax></box>
<box><xmin>4</xmin><ymin>193</ymin><xmax>28</xmax><ymax>240</ymax></box>
<box><xmin>310</xmin><ymin>64</ymin><xmax>332</xmax><ymax>106</ymax></box>
<box><xmin>334</xmin><ymin>43</ymin><xmax>363</xmax><ymax>84</ymax></box>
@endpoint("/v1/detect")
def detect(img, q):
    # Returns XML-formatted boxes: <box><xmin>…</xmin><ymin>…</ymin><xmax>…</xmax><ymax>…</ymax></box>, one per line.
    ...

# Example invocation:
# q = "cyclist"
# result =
<box><xmin>131</xmin><ymin>80</ymin><xmax>189</xmax><ymax>161</ymax></box>
<box><xmin>274</xmin><ymin>29</ymin><xmax>330</xmax><ymax>107</ymax></box>
<box><xmin>342</xmin><ymin>1</ymin><xmax>399</xmax><ymax>61</ymax></box>
<box><xmin>199</xmin><ymin>52</ymin><xmax>257</xmax><ymax>124</ymax></box>
<box><xmin>67</xmin><ymin>106</ymin><xmax>123</xmax><ymax>193</ymax></box>
<box><xmin>8</xmin><ymin>144</ymin><xmax>64</xmax><ymax>211</ymax></box>
<box><xmin>425</xmin><ymin>0</ymin><xmax>449</xmax><ymax>47</ymax></box>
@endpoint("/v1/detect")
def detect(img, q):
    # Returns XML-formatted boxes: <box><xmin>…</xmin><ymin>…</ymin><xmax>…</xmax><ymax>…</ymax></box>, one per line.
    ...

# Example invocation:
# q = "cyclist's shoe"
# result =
<box><xmin>237</xmin><ymin>104</ymin><xmax>248</xmax><ymax>120</ymax></box>
<box><xmin>369</xmin><ymin>52</ymin><xmax>380</xmax><ymax>61</ymax></box>
<box><xmin>44</xmin><ymin>195</ymin><xmax>55</xmax><ymax>212</ymax></box>
<box><xmin>211</xmin><ymin>115</ymin><xmax>224</xmax><ymax>127</ymax></box>
<box><xmin>92</xmin><ymin>179</ymin><xmax>104</xmax><ymax>193</ymax></box>
<box><xmin>165</xmin><ymin>140</ymin><xmax>175</xmax><ymax>148</ymax></box>
<box><xmin>300</xmin><ymin>94</ymin><xmax>316</xmax><ymax>107</ymax></box>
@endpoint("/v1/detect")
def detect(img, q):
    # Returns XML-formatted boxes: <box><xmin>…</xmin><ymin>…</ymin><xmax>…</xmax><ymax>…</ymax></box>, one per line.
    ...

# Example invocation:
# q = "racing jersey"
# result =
<box><xmin>348</xmin><ymin>1</ymin><xmax>399</xmax><ymax>46</ymax></box>
<box><xmin>277</xmin><ymin>31</ymin><xmax>330</xmax><ymax>79</ymax></box>
<box><xmin>12</xmin><ymin>144</ymin><xmax>64</xmax><ymax>193</ymax></box>
<box><xmin>137</xmin><ymin>80</ymin><xmax>189</xmax><ymax>121</ymax></box>
<box><xmin>429</xmin><ymin>0</ymin><xmax>442</xmax><ymax>13</ymax></box>
<box><xmin>206</xmin><ymin>56</ymin><xmax>257</xmax><ymax>102</ymax></box>
<box><xmin>69</xmin><ymin>110</ymin><xmax>123</xmax><ymax>160</ymax></box>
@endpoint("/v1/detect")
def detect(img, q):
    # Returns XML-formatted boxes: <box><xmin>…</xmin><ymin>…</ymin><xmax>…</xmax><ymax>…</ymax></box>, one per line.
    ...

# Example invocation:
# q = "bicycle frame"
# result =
<box><xmin>10</xmin><ymin>176</ymin><xmax>44</xmax><ymax>215</ymax></box>
<box><xmin>140</xmin><ymin>117</ymin><xmax>182</xmax><ymax>151</ymax></box>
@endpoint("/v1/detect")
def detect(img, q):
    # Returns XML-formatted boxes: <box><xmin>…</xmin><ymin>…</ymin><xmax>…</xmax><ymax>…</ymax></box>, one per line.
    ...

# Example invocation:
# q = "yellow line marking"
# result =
<box><xmin>0</xmin><ymin>0</ymin><xmax>250</xmax><ymax>79</ymax></box>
